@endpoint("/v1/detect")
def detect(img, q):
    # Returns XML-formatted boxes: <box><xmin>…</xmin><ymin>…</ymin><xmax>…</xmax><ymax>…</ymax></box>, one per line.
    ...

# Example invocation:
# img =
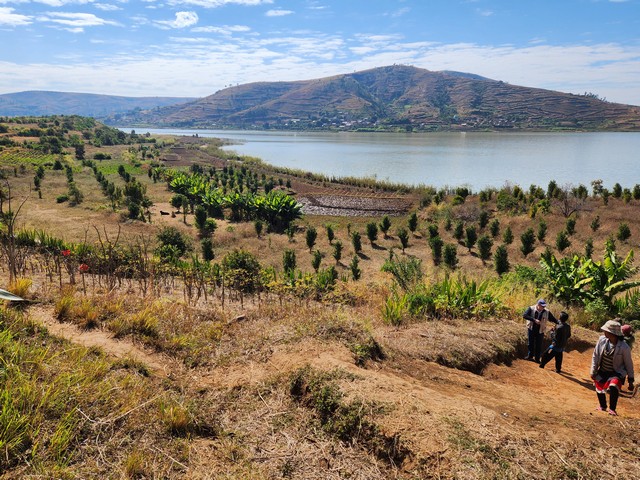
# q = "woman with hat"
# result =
<box><xmin>590</xmin><ymin>319</ymin><xmax>635</xmax><ymax>416</ymax></box>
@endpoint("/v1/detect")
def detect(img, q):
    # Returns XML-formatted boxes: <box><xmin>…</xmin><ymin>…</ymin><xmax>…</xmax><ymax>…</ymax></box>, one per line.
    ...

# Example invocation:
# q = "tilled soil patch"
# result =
<box><xmin>298</xmin><ymin>194</ymin><xmax>411</xmax><ymax>216</ymax></box>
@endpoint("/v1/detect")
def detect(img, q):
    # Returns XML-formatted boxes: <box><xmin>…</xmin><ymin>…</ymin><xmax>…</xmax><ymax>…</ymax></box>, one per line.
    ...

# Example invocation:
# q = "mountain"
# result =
<box><xmin>0</xmin><ymin>91</ymin><xmax>197</xmax><ymax>118</ymax></box>
<box><xmin>114</xmin><ymin>65</ymin><xmax>640</xmax><ymax>131</ymax></box>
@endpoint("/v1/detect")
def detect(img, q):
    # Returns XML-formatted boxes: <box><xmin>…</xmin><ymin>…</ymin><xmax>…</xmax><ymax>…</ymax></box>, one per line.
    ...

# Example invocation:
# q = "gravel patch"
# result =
<box><xmin>298</xmin><ymin>195</ymin><xmax>411</xmax><ymax>217</ymax></box>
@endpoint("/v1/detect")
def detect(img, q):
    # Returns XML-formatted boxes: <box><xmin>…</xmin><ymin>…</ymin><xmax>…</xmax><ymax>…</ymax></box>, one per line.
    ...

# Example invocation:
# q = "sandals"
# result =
<box><xmin>608</xmin><ymin>409</ymin><xmax>618</xmax><ymax>416</ymax></box>
<box><xmin>595</xmin><ymin>406</ymin><xmax>606</xmax><ymax>412</ymax></box>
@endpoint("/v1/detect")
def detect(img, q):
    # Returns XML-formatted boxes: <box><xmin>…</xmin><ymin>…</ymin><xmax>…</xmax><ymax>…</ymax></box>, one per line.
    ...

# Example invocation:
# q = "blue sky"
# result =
<box><xmin>1</xmin><ymin>0</ymin><xmax>639</xmax><ymax>105</ymax></box>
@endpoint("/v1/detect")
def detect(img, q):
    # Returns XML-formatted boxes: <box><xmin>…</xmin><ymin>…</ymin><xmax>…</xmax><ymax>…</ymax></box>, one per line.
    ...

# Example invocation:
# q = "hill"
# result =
<box><xmin>0</xmin><ymin>90</ymin><xmax>197</xmax><ymax>118</ymax></box>
<box><xmin>116</xmin><ymin>65</ymin><xmax>640</xmax><ymax>131</ymax></box>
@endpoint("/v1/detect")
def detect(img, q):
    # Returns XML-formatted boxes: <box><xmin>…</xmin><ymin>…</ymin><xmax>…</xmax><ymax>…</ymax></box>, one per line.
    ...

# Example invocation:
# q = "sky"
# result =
<box><xmin>1</xmin><ymin>0</ymin><xmax>639</xmax><ymax>105</ymax></box>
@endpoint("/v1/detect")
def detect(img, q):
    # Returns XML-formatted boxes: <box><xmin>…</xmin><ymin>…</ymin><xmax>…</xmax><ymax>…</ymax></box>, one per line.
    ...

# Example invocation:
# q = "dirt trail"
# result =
<box><xmin>29</xmin><ymin>304</ymin><xmax>640</xmax><ymax>456</ymax></box>
<box><xmin>30</xmin><ymin>305</ymin><xmax>175</xmax><ymax>377</ymax></box>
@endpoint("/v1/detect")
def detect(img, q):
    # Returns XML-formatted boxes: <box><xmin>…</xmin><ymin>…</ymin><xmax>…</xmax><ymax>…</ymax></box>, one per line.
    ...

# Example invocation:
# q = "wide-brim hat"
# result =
<box><xmin>601</xmin><ymin>320</ymin><xmax>623</xmax><ymax>337</ymax></box>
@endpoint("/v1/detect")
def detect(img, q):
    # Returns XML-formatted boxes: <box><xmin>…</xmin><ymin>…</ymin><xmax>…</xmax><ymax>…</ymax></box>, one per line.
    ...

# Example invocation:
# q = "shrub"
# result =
<box><xmin>429</xmin><ymin>236</ymin><xmax>444</xmax><ymax>265</ymax></box>
<box><xmin>565</xmin><ymin>217</ymin><xmax>576</xmax><ymax>236</ymax></box>
<box><xmin>349</xmin><ymin>255</ymin><xmax>361</xmax><ymax>281</ymax></box>
<box><xmin>311</xmin><ymin>250</ymin><xmax>322</xmax><ymax>272</ymax></box>
<box><xmin>489</xmin><ymin>218</ymin><xmax>500</xmax><ymax>238</ymax></box>
<box><xmin>326</xmin><ymin>224</ymin><xmax>335</xmax><ymax>244</ymax></box>
<box><xmin>502</xmin><ymin>226</ymin><xmax>513</xmax><ymax>245</ymax></box>
<box><xmin>465</xmin><ymin>226</ymin><xmax>477</xmax><ymax>252</ymax></box>
<box><xmin>584</xmin><ymin>238</ymin><xmax>594</xmax><ymax>258</ymax></box>
<box><xmin>453</xmin><ymin>221</ymin><xmax>464</xmax><ymax>242</ymax></box>
<box><xmin>332</xmin><ymin>241</ymin><xmax>343</xmax><ymax>264</ymax></box>
<box><xmin>365</xmin><ymin>222</ymin><xmax>378</xmax><ymax>245</ymax></box>
<box><xmin>494</xmin><ymin>245</ymin><xmax>510</xmax><ymax>275</ymax></box>
<box><xmin>56</xmin><ymin>194</ymin><xmax>69</xmax><ymax>203</ymax></box>
<box><xmin>381</xmin><ymin>253</ymin><xmax>423</xmax><ymax>291</ymax></box>
<box><xmin>520</xmin><ymin>228</ymin><xmax>536</xmax><ymax>257</ymax></box>
<box><xmin>590</xmin><ymin>215</ymin><xmax>600</xmax><ymax>232</ymax></box>
<box><xmin>351</xmin><ymin>231</ymin><xmax>362</xmax><ymax>254</ymax></box>
<box><xmin>397</xmin><ymin>228</ymin><xmax>409</xmax><ymax>253</ymax></box>
<box><xmin>477</xmin><ymin>235</ymin><xmax>493</xmax><ymax>263</ymax></box>
<box><xmin>443</xmin><ymin>244</ymin><xmax>458</xmax><ymax>269</ymax></box>
<box><xmin>305</xmin><ymin>226</ymin><xmax>317</xmax><ymax>252</ymax></box>
<box><xmin>379</xmin><ymin>216</ymin><xmax>391</xmax><ymax>238</ymax></box>
<box><xmin>556</xmin><ymin>230</ymin><xmax>571</xmax><ymax>252</ymax></box>
<box><xmin>201</xmin><ymin>238</ymin><xmax>214</xmax><ymax>262</ymax></box>
<box><xmin>478</xmin><ymin>211</ymin><xmax>489</xmax><ymax>229</ymax></box>
<box><xmin>617</xmin><ymin>223</ymin><xmax>631</xmax><ymax>242</ymax></box>
<box><xmin>408</xmin><ymin>212</ymin><xmax>418</xmax><ymax>233</ymax></box>
<box><xmin>283</xmin><ymin>249</ymin><xmax>297</xmax><ymax>276</ymax></box>
<box><xmin>156</xmin><ymin>226</ymin><xmax>190</xmax><ymax>259</ymax></box>
<box><xmin>221</xmin><ymin>250</ymin><xmax>262</xmax><ymax>293</ymax></box>
<box><xmin>537</xmin><ymin>219</ymin><xmax>547</xmax><ymax>242</ymax></box>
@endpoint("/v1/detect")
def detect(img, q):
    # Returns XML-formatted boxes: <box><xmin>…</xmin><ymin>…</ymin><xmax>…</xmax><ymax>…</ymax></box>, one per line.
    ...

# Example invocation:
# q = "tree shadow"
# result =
<box><xmin>372</xmin><ymin>243</ymin><xmax>387</xmax><ymax>251</ymax></box>
<box><xmin>357</xmin><ymin>252</ymin><xmax>370</xmax><ymax>260</ymax></box>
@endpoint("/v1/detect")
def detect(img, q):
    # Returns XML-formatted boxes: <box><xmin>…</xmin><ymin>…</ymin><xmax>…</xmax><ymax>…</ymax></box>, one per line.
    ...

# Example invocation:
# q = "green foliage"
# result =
<box><xmin>381</xmin><ymin>253</ymin><xmax>423</xmax><ymax>291</ymax></box>
<box><xmin>494</xmin><ymin>245</ymin><xmax>510</xmax><ymax>275</ymax></box>
<box><xmin>520</xmin><ymin>228</ymin><xmax>536</xmax><ymax>257</ymax></box>
<box><xmin>379</xmin><ymin>216</ymin><xmax>391</xmax><ymax>237</ymax></box>
<box><xmin>486</xmin><ymin>220</ymin><xmax>499</xmax><ymax>239</ymax></box>
<box><xmin>396</xmin><ymin>228</ymin><xmax>409</xmax><ymax>252</ymax></box>
<box><xmin>453</xmin><ymin>221</ymin><xmax>464</xmax><ymax>241</ymax></box>
<box><xmin>443</xmin><ymin>243</ymin><xmax>458</xmax><ymax>269</ymax></box>
<box><xmin>366</xmin><ymin>222</ymin><xmax>378</xmax><ymax>245</ymax></box>
<box><xmin>502</xmin><ymin>226</ymin><xmax>513</xmax><ymax>245</ymax></box>
<box><xmin>221</xmin><ymin>250</ymin><xmax>262</xmax><ymax>293</ymax></box>
<box><xmin>351</xmin><ymin>231</ymin><xmax>362</xmax><ymax>254</ymax></box>
<box><xmin>477</xmin><ymin>235</ymin><xmax>493</xmax><ymax>262</ymax></box>
<box><xmin>590</xmin><ymin>215</ymin><xmax>600</xmax><ymax>232</ymax></box>
<box><xmin>283</xmin><ymin>249</ymin><xmax>297</xmax><ymax>276</ymax></box>
<box><xmin>201</xmin><ymin>238</ymin><xmax>214</xmax><ymax>262</ymax></box>
<box><xmin>617</xmin><ymin>223</ymin><xmax>631</xmax><ymax>242</ymax></box>
<box><xmin>156</xmin><ymin>226</ymin><xmax>190</xmax><ymax>262</ymax></box>
<box><xmin>565</xmin><ymin>217</ymin><xmax>576</xmax><ymax>236</ymax></box>
<box><xmin>584</xmin><ymin>238</ymin><xmax>594</xmax><ymax>258</ymax></box>
<box><xmin>305</xmin><ymin>226</ymin><xmax>317</xmax><ymax>252</ymax></box>
<box><xmin>429</xmin><ymin>236</ymin><xmax>444</xmax><ymax>265</ymax></box>
<box><xmin>478</xmin><ymin>210</ymin><xmax>490</xmax><ymax>230</ymax></box>
<box><xmin>537</xmin><ymin>219</ymin><xmax>547</xmax><ymax>242</ymax></box>
<box><xmin>349</xmin><ymin>255</ymin><xmax>361</xmax><ymax>281</ymax></box>
<box><xmin>556</xmin><ymin>230</ymin><xmax>571</xmax><ymax>253</ymax></box>
<box><xmin>465</xmin><ymin>225</ymin><xmax>478</xmax><ymax>252</ymax></box>
<box><xmin>311</xmin><ymin>250</ymin><xmax>322</xmax><ymax>272</ymax></box>
<box><xmin>326</xmin><ymin>224</ymin><xmax>335</xmax><ymax>243</ymax></box>
<box><xmin>332</xmin><ymin>240</ymin><xmax>343</xmax><ymax>264</ymax></box>
<box><xmin>408</xmin><ymin>212</ymin><xmax>418</xmax><ymax>233</ymax></box>
<box><xmin>540</xmin><ymin>248</ymin><xmax>640</xmax><ymax>308</ymax></box>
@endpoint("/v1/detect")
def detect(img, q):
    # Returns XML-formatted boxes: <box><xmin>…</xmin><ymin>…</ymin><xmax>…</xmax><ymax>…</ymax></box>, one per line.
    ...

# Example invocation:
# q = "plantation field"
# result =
<box><xmin>1</xmin><ymin>116</ymin><xmax>640</xmax><ymax>479</ymax></box>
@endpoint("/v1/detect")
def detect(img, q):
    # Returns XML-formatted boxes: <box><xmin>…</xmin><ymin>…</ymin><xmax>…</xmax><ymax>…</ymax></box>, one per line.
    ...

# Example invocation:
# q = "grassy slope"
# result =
<box><xmin>1</xmin><ymin>127</ymin><xmax>640</xmax><ymax>478</ymax></box>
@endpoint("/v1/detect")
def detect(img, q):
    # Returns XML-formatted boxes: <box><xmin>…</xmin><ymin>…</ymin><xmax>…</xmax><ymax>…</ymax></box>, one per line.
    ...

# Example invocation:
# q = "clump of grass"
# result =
<box><xmin>54</xmin><ymin>288</ymin><xmax>76</xmax><ymax>322</ymax></box>
<box><xmin>124</xmin><ymin>449</ymin><xmax>148</xmax><ymax>479</ymax></box>
<box><xmin>110</xmin><ymin>308</ymin><xmax>159</xmax><ymax>339</ymax></box>
<box><xmin>8</xmin><ymin>277</ymin><xmax>32</xmax><ymax>299</ymax></box>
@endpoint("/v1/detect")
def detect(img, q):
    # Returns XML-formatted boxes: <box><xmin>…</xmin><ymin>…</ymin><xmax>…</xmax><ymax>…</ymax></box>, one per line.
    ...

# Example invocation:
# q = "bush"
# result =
<box><xmin>556</xmin><ymin>230</ymin><xmax>571</xmax><ymax>252</ymax></box>
<box><xmin>351</xmin><ymin>231</ymin><xmax>362</xmax><ymax>254</ymax></box>
<box><xmin>494</xmin><ymin>245</ymin><xmax>510</xmax><ymax>275</ymax></box>
<box><xmin>477</xmin><ymin>235</ymin><xmax>493</xmax><ymax>262</ymax></box>
<box><xmin>520</xmin><ymin>228</ymin><xmax>536</xmax><ymax>257</ymax></box>
<box><xmin>156</xmin><ymin>226</ymin><xmax>190</xmax><ymax>259</ymax></box>
<box><xmin>56</xmin><ymin>194</ymin><xmax>69</xmax><ymax>203</ymax></box>
<box><xmin>443</xmin><ymin>244</ymin><xmax>458</xmax><ymax>269</ymax></box>
<box><xmin>429</xmin><ymin>236</ymin><xmax>444</xmax><ymax>265</ymax></box>
<box><xmin>489</xmin><ymin>218</ymin><xmax>500</xmax><ymax>237</ymax></box>
<box><xmin>502</xmin><ymin>226</ymin><xmax>513</xmax><ymax>245</ymax></box>
<box><xmin>617</xmin><ymin>223</ymin><xmax>631</xmax><ymax>242</ymax></box>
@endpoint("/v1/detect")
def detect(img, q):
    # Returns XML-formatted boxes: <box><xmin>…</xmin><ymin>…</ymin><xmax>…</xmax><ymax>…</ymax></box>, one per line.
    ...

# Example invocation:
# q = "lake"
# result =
<box><xmin>137</xmin><ymin>129</ymin><xmax>640</xmax><ymax>191</ymax></box>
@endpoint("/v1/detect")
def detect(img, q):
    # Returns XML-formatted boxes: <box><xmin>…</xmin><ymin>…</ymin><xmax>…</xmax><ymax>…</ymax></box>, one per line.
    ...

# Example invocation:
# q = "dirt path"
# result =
<box><xmin>30</xmin><ymin>305</ymin><xmax>175</xmax><ymax>377</ymax></box>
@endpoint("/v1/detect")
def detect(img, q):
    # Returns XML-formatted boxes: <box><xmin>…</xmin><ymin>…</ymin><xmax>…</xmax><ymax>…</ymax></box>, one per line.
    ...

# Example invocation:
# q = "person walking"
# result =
<box><xmin>590</xmin><ymin>319</ymin><xmax>635</xmax><ymax>416</ymax></box>
<box><xmin>523</xmin><ymin>299</ymin><xmax>558</xmax><ymax>363</ymax></box>
<box><xmin>539</xmin><ymin>311</ymin><xmax>571</xmax><ymax>373</ymax></box>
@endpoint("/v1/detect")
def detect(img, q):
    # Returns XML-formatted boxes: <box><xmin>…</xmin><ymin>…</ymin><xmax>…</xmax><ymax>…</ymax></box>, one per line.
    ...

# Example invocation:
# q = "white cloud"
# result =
<box><xmin>167</xmin><ymin>0</ymin><xmax>272</xmax><ymax>7</ymax></box>
<box><xmin>265</xmin><ymin>9</ymin><xmax>292</xmax><ymax>17</ymax></box>
<box><xmin>155</xmin><ymin>10</ymin><xmax>198</xmax><ymax>29</ymax></box>
<box><xmin>37</xmin><ymin>11</ymin><xmax>120</xmax><ymax>31</ymax></box>
<box><xmin>191</xmin><ymin>24</ymin><xmax>250</xmax><ymax>34</ymax></box>
<box><xmin>95</xmin><ymin>3</ymin><xmax>122</xmax><ymax>11</ymax></box>
<box><xmin>0</xmin><ymin>6</ymin><xmax>32</xmax><ymax>25</ymax></box>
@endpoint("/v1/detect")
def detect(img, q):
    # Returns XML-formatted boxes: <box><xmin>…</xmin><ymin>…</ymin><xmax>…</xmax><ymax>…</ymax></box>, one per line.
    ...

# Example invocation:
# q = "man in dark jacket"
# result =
<box><xmin>540</xmin><ymin>311</ymin><xmax>571</xmax><ymax>373</ymax></box>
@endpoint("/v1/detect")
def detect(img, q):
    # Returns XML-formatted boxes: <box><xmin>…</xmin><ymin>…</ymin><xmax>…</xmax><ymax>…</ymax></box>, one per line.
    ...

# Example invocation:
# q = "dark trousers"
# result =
<box><xmin>540</xmin><ymin>347</ymin><xmax>563</xmax><ymax>372</ymax></box>
<box><xmin>597</xmin><ymin>390</ymin><xmax>620</xmax><ymax>410</ymax></box>
<box><xmin>527</xmin><ymin>329</ymin><xmax>543</xmax><ymax>361</ymax></box>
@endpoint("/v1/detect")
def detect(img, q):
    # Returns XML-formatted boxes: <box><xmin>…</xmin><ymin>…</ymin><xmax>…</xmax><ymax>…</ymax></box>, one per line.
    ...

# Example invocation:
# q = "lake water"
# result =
<box><xmin>137</xmin><ymin>128</ymin><xmax>640</xmax><ymax>191</ymax></box>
